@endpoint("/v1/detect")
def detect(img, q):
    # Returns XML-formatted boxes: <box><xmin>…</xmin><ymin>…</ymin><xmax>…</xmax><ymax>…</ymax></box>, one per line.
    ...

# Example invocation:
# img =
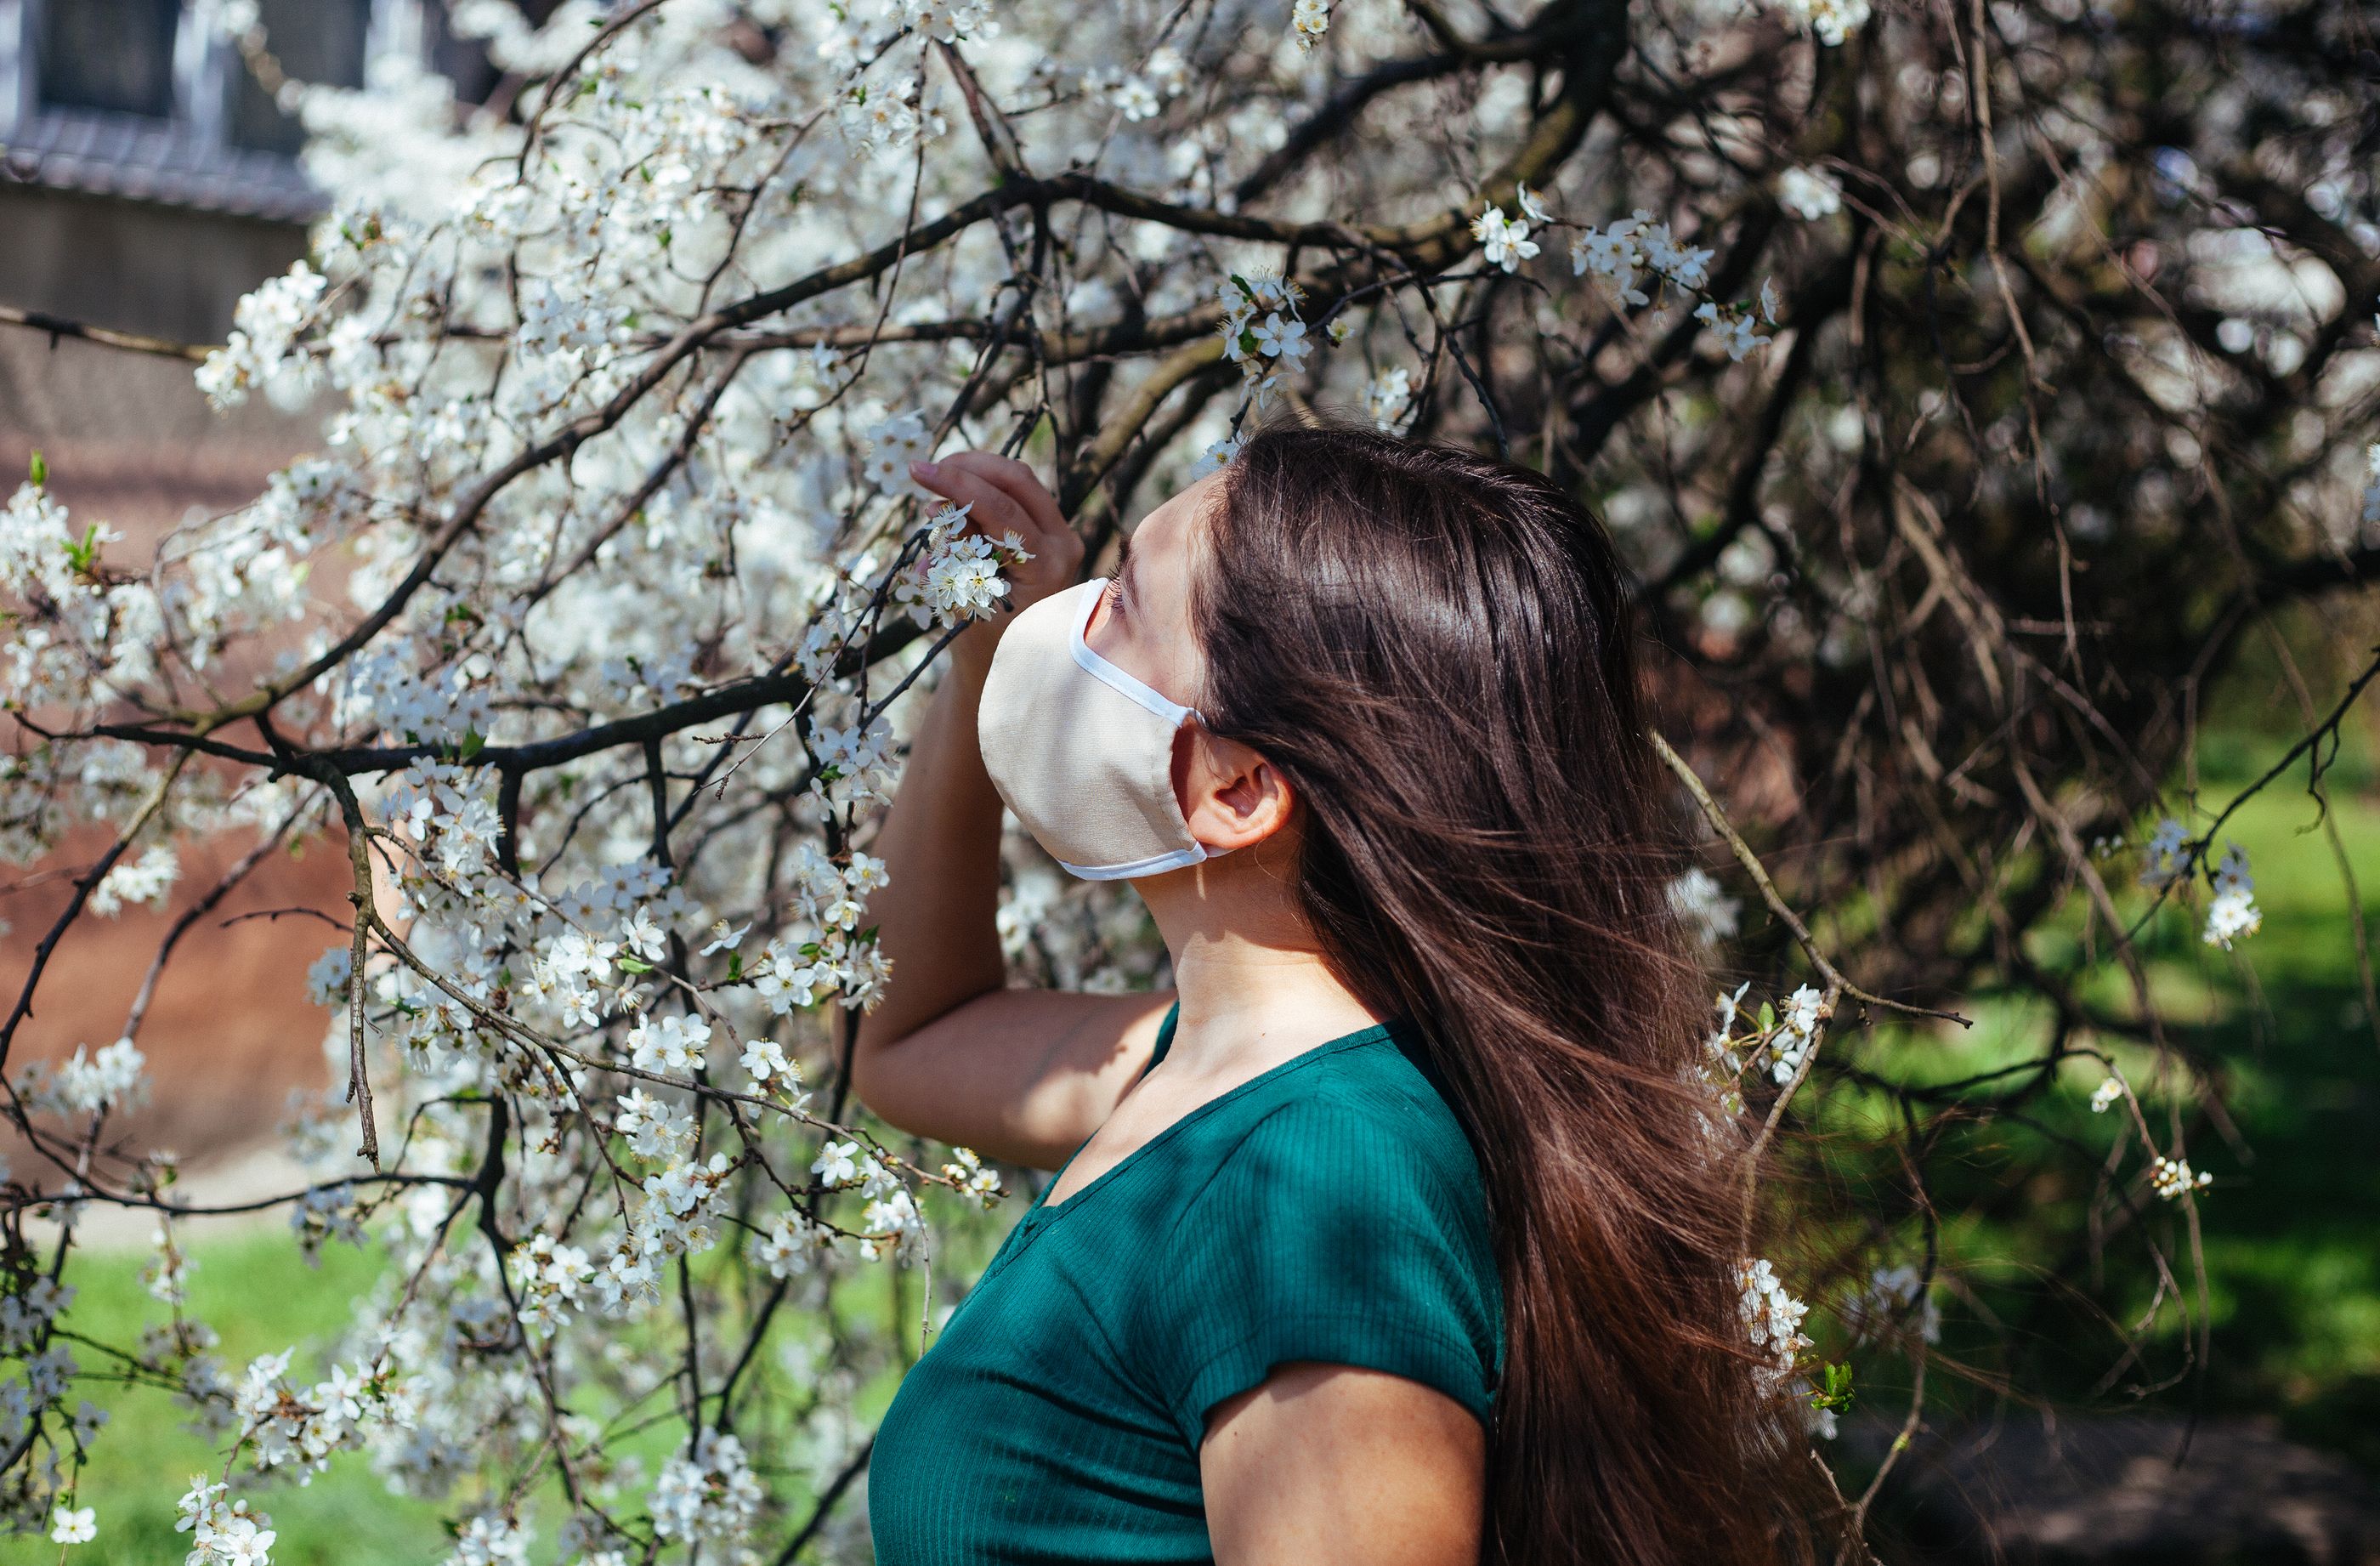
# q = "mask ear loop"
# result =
<box><xmin>1063</xmin><ymin>580</ymin><xmax>1233</xmax><ymax>867</ymax></box>
<box><xmin>1066</xmin><ymin>580</ymin><xmax>1197</xmax><ymax>726</ymax></box>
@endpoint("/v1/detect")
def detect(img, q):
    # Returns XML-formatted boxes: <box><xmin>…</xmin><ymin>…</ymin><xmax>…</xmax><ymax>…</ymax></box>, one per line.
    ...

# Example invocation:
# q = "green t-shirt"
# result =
<box><xmin>869</xmin><ymin>1004</ymin><xmax>1504</xmax><ymax>1565</ymax></box>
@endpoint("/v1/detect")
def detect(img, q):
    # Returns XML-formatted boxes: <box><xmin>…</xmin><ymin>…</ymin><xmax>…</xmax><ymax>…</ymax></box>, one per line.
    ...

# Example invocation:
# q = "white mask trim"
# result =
<box><xmin>1067</xmin><ymin>580</ymin><xmax>1199</xmax><ymax>727</ymax></box>
<box><xmin>1047</xmin><ymin>578</ymin><xmax>1227</xmax><ymax>880</ymax></box>
<box><xmin>1054</xmin><ymin>843</ymin><xmax>1215</xmax><ymax>880</ymax></box>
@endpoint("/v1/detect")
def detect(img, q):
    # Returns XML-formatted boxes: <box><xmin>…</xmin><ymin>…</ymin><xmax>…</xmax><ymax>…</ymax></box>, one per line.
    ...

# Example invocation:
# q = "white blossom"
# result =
<box><xmin>1738</xmin><ymin>1257</ymin><xmax>1811</xmax><ymax>1396</ymax></box>
<box><xmin>1188</xmin><ymin>434</ymin><xmax>1244</xmax><ymax>478</ymax></box>
<box><xmin>1572</xmin><ymin>218</ymin><xmax>1650</xmax><ymax>305</ymax></box>
<box><xmin>1849</xmin><ymin>1264</ymin><xmax>1941</xmax><ymax>1346</ymax></box>
<box><xmin>1290</xmin><ymin>0</ymin><xmax>1331</xmax><ymax>50</ymax></box>
<box><xmin>650</xmin><ymin>1429</ymin><xmax>762</xmax><ymax>1545</ymax></box>
<box><xmin>2138</xmin><ymin>815</ymin><xmax>2191</xmax><ymax>888</ymax></box>
<box><xmin>1766</xmin><ymin>985</ymin><xmax>1828</xmax><ymax>1084</ymax></box>
<box><xmin>1666</xmin><ymin>867</ymin><xmax>1741</xmax><ymax>950</ymax></box>
<box><xmin>1777</xmin><ymin>165</ymin><xmax>1844</xmax><ymax>220</ymax></box>
<box><xmin>19</xmin><ymin>1037</ymin><xmax>148</xmax><ymax>1117</ymax></box>
<box><xmin>446</xmin><ymin>1514</ymin><xmax>530</xmax><ymax>1566</ymax></box>
<box><xmin>751</xmin><ymin>1207</ymin><xmax>837</xmax><ymax>1278</ymax></box>
<box><xmin>2150</xmin><ymin>1155</ymin><xmax>2213</xmax><ymax>1200</ymax></box>
<box><xmin>2202</xmin><ymin>842</ymin><xmax>2261</xmax><ymax>950</ymax></box>
<box><xmin>195</xmin><ymin>261</ymin><xmax>327</xmax><ymax>408</ymax></box>
<box><xmin>1773</xmin><ymin>0</ymin><xmax>1871</xmax><ymax>44</ymax></box>
<box><xmin>1365</xmin><ymin>367</ymin><xmax>1414</xmax><ymax>433</ymax></box>
<box><xmin>1696</xmin><ymin>300</ymin><xmax>1773</xmax><ymax>362</ymax></box>
<box><xmin>629</xmin><ymin>1013</ymin><xmax>711</xmax><ymax>1075</ymax></box>
<box><xmin>1470</xmin><ymin>203</ymin><xmax>1540</xmax><ymax>274</ymax></box>
<box><xmin>812</xmin><ymin>1140</ymin><xmax>862</xmax><ymax>1189</ymax></box>
<box><xmin>88</xmin><ymin>845</ymin><xmax>178</xmax><ymax>916</ymax></box>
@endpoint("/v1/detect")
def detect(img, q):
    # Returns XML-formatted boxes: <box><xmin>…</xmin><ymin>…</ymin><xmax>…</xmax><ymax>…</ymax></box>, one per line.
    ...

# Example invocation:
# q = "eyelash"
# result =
<box><xmin>1102</xmin><ymin>576</ymin><xmax>1125</xmax><ymax>616</ymax></box>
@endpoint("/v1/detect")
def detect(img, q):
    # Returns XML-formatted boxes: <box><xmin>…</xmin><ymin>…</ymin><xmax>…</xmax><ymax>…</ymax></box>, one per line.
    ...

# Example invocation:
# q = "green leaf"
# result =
<box><xmin>27</xmin><ymin>450</ymin><xmax>45</xmax><ymax>487</ymax></box>
<box><xmin>1757</xmin><ymin>1001</ymin><xmax>1776</xmax><ymax>1033</ymax></box>
<box><xmin>1809</xmin><ymin>1361</ymin><xmax>1855</xmax><ymax>1413</ymax></box>
<box><xmin>618</xmin><ymin>956</ymin><xmax>654</xmax><ymax>973</ymax></box>
<box><xmin>460</xmin><ymin>729</ymin><xmax>486</xmax><ymax>762</ymax></box>
<box><xmin>60</xmin><ymin>524</ymin><xmax>103</xmax><ymax>575</ymax></box>
<box><xmin>726</xmin><ymin>953</ymin><xmax>745</xmax><ymax>982</ymax></box>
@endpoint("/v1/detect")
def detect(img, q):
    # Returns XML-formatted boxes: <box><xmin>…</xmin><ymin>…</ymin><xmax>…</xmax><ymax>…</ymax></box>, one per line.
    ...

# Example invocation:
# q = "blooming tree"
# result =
<box><xmin>3</xmin><ymin>0</ymin><xmax>2377</xmax><ymax>1556</ymax></box>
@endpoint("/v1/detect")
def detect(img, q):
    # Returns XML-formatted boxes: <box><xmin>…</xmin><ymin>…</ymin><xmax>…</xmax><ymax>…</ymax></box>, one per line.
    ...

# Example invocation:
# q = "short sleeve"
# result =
<box><xmin>1148</xmin><ymin>1094</ymin><xmax>1502</xmax><ymax>1445</ymax></box>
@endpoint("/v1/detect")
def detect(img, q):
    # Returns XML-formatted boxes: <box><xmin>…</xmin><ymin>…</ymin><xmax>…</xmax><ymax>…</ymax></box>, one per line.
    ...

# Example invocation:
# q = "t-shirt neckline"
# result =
<box><xmin>1023</xmin><ymin>1013</ymin><xmax>1404</xmax><ymax>1225</ymax></box>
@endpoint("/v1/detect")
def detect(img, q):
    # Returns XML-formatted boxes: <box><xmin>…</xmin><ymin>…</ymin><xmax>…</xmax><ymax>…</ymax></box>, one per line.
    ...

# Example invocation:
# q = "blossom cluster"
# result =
<box><xmin>1763</xmin><ymin>986</ymin><xmax>1828</xmax><ymax>1085</ymax></box>
<box><xmin>1737</xmin><ymin>1257</ymin><xmax>1814</xmax><ymax>1398</ymax></box>
<box><xmin>2138</xmin><ymin>816</ymin><xmax>2263</xmax><ymax>950</ymax></box>
<box><xmin>1849</xmin><ymin>1264</ymin><xmax>1942</xmax><ymax>1348</ymax></box>
<box><xmin>1216</xmin><ymin>270</ymin><xmax>1314</xmax><ymax>407</ymax></box>
<box><xmin>2202</xmin><ymin>843</ymin><xmax>2262</xmax><ymax>950</ymax></box>
<box><xmin>1667</xmin><ymin>867</ymin><xmax>1743</xmax><ymax>950</ymax></box>
<box><xmin>2150</xmin><ymin>1155</ymin><xmax>2214</xmax><ymax>1201</ymax></box>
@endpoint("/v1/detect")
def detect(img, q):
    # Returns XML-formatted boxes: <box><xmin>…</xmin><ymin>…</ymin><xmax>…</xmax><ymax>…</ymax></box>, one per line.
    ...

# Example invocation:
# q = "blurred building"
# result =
<box><xmin>0</xmin><ymin>0</ymin><xmax>511</xmax><ymax>531</ymax></box>
<box><xmin>0</xmin><ymin>1</ymin><xmax>498</xmax><ymax>1170</ymax></box>
<box><xmin>0</xmin><ymin>0</ymin><xmax>508</xmax><ymax>342</ymax></box>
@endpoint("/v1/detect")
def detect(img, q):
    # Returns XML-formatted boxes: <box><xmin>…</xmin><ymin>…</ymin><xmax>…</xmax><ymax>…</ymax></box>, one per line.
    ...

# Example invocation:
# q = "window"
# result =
<box><xmin>33</xmin><ymin>0</ymin><xmax>182</xmax><ymax>119</ymax></box>
<box><xmin>0</xmin><ymin>0</ymin><xmax>396</xmax><ymax>218</ymax></box>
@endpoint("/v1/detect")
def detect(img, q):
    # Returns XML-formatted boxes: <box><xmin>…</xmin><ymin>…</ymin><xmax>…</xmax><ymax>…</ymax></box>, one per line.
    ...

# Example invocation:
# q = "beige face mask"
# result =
<box><xmin>976</xmin><ymin>579</ymin><xmax>1228</xmax><ymax>881</ymax></box>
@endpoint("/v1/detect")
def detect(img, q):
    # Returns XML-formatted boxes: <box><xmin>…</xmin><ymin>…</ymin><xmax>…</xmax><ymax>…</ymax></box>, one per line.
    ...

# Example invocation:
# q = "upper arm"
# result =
<box><xmin>847</xmin><ymin>987</ymin><xmax>1174</xmax><ymax>1170</ymax></box>
<box><xmin>1201</xmin><ymin>1363</ymin><xmax>1486</xmax><ymax>1566</ymax></box>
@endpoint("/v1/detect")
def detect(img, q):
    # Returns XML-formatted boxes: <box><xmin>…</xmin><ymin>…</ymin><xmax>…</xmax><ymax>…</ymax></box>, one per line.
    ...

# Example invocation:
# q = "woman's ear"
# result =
<box><xmin>1174</xmin><ymin>726</ymin><xmax>1295</xmax><ymax>852</ymax></box>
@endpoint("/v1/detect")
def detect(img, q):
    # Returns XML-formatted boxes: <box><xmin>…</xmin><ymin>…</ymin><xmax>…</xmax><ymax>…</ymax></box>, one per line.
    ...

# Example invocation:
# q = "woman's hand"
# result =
<box><xmin>910</xmin><ymin>452</ymin><xmax>1084</xmax><ymax>670</ymax></box>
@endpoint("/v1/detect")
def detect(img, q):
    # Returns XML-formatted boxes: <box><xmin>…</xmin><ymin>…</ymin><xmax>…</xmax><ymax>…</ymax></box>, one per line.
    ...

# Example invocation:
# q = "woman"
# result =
<box><xmin>853</xmin><ymin>427</ymin><xmax>1810</xmax><ymax>1566</ymax></box>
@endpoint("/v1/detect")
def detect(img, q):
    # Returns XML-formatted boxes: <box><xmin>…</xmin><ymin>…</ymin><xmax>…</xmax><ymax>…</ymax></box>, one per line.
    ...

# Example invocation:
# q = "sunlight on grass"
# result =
<box><xmin>57</xmin><ymin>1227</ymin><xmax>445</xmax><ymax>1566</ymax></box>
<box><xmin>1802</xmin><ymin>756</ymin><xmax>2380</xmax><ymax>1455</ymax></box>
<box><xmin>49</xmin><ymin>1172</ymin><xmax>1017</xmax><ymax>1563</ymax></box>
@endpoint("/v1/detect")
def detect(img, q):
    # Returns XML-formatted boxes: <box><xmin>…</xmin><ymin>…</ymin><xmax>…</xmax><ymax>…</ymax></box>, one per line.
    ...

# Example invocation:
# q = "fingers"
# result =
<box><xmin>912</xmin><ymin>451</ymin><xmax>1066</xmax><ymax>541</ymax></box>
<box><xmin>911</xmin><ymin>461</ymin><xmax>1029</xmax><ymax>542</ymax></box>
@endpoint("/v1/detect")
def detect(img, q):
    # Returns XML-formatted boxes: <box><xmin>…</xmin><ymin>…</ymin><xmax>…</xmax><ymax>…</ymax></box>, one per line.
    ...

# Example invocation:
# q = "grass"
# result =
<box><xmin>1811</xmin><ymin>758</ymin><xmax>2380</xmax><ymax>1472</ymax></box>
<box><xmin>54</xmin><ymin>1229</ymin><xmax>446</xmax><ymax>1565</ymax></box>
<box><xmin>47</xmin><ymin>1170</ymin><xmax>1016</xmax><ymax>1563</ymax></box>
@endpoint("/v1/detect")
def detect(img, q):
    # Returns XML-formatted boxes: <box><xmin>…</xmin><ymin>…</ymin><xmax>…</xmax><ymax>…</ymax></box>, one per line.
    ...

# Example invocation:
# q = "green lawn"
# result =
<box><xmin>54</xmin><ymin>1230</ymin><xmax>446</xmax><ymax>1565</ymax></box>
<box><xmin>48</xmin><ymin>1174</ymin><xmax>1012</xmax><ymax>1563</ymax></box>
<box><xmin>1816</xmin><ymin>760</ymin><xmax>2380</xmax><ymax>1472</ymax></box>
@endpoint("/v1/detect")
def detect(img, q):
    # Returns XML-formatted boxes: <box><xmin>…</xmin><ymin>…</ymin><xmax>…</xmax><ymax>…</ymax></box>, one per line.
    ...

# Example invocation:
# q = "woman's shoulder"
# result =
<box><xmin>1144</xmin><ymin>1026</ymin><xmax>1505</xmax><ymax>1433</ymax></box>
<box><xmin>1204</xmin><ymin>1026</ymin><xmax>1489</xmax><ymax>1221</ymax></box>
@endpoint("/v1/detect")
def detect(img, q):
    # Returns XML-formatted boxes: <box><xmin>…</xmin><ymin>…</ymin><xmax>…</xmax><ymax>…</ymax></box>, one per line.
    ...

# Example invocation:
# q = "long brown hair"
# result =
<box><xmin>1191</xmin><ymin>425</ymin><xmax>1821</xmax><ymax>1566</ymax></box>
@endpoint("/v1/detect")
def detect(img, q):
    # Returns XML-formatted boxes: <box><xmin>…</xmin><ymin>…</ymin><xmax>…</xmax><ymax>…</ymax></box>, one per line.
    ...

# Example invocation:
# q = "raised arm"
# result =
<box><xmin>848</xmin><ymin>452</ymin><xmax>1171</xmax><ymax>1168</ymax></box>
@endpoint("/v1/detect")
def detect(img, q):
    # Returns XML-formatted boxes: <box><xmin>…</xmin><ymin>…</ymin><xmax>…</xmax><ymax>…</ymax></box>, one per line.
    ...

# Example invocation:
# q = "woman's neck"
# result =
<box><xmin>1134</xmin><ymin>850</ymin><xmax>1385</xmax><ymax>1080</ymax></box>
